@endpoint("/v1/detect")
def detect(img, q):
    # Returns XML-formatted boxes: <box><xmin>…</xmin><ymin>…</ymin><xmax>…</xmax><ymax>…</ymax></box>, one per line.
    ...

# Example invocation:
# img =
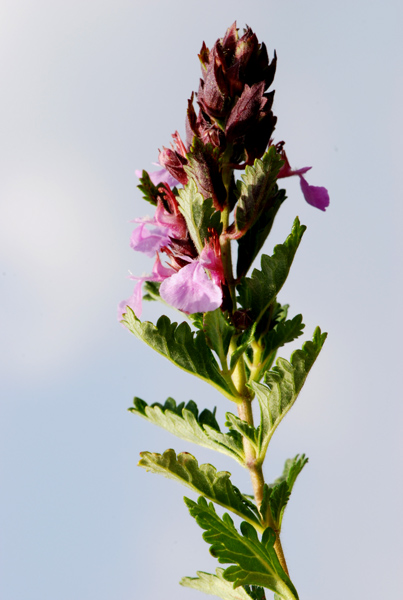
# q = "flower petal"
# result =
<box><xmin>159</xmin><ymin>261</ymin><xmax>222</xmax><ymax>314</ymax></box>
<box><xmin>118</xmin><ymin>280</ymin><xmax>143</xmax><ymax>320</ymax></box>
<box><xmin>299</xmin><ymin>175</ymin><xmax>330</xmax><ymax>211</ymax></box>
<box><xmin>130</xmin><ymin>223</ymin><xmax>171</xmax><ymax>257</ymax></box>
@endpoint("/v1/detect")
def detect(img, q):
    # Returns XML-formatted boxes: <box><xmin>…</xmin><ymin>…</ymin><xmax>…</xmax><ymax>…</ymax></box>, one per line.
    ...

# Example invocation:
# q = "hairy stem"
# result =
<box><xmin>230</xmin><ymin>342</ymin><xmax>290</xmax><ymax>575</ymax></box>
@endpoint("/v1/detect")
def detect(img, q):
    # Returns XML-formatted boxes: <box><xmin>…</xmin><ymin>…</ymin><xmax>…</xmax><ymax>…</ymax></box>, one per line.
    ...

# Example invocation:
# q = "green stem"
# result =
<box><xmin>219</xmin><ymin>160</ymin><xmax>289</xmax><ymax>576</ymax></box>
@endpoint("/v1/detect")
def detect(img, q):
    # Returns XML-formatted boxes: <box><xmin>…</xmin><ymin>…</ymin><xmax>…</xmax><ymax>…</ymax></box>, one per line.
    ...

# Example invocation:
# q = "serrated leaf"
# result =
<box><xmin>260</xmin><ymin>455</ymin><xmax>308</xmax><ymax>532</ymax></box>
<box><xmin>251</xmin><ymin>327</ymin><xmax>327</xmax><ymax>463</ymax></box>
<box><xmin>142</xmin><ymin>280</ymin><xmax>161</xmax><ymax>302</ymax></box>
<box><xmin>262</xmin><ymin>315</ymin><xmax>304</xmax><ymax>359</ymax></box>
<box><xmin>236</xmin><ymin>188</ymin><xmax>286</xmax><ymax>279</ymax></box>
<box><xmin>244</xmin><ymin>585</ymin><xmax>266</xmax><ymax>600</ymax></box>
<box><xmin>177</xmin><ymin>178</ymin><xmax>221</xmax><ymax>254</ymax></box>
<box><xmin>139</xmin><ymin>450</ymin><xmax>261</xmax><ymax>527</ymax></box>
<box><xmin>130</xmin><ymin>397</ymin><xmax>245</xmax><ymax>464</ymax></box>
<box><xmin>234</xmin><ymin>147</ymin><xmax>284</xmax><ymax>235</ymax></box>
<box><xmin>237</xmin><ymin>218</ymin><xmax>306</xmax><ymax>325</ymax></box>
<box><xmin>185</xmin><ymin>497</ymin><xmax>299</xmax><ymax>600</ymax></box>
<box><xmin>203</xmin><ymin>310</ymin><xmax>236</xmax><ymax>366</ymax></box>
<box><xmin>274</xmin><ymin>454</ymin><xmax>309</xmax><ymax>493</ymax></box>
<box><xmin>181</xmin><ymin>568</ymin><xmax>254</xmax><ymax>600</ymax></box>
<box><xmin>122</xmin><ymin>311</ymin><xmax>237</xmax><ymax>401</ymax></box>
<box><xmin>229</xmin><ymin>323</ymin><xmax>257</xmax><ymax>372</ymax></box>
<box><xmin>136</xmin><ymin>170</ymin><xmax>159</xmax><ymax>205</ymax></box>
<box><xmin>267</xmin><ymin>481</ymin><xmax>290</xmax><ymax>528</ymax></box>
<box><xmin>225</xmin><ymin>413</ymin><xmax>258</xmax><ymax>452</ymax></box>
<box><xmin>252</xmin><ymin>315</ymin><xmax>305</xmax><ymax>381</ymax></box>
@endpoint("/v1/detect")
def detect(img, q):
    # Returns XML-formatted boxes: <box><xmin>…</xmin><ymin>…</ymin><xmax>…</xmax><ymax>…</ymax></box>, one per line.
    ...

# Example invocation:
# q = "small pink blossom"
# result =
<box><xmin>118</xmin><ymin>255</ymin><xmax>173</xmax><ymax>320</ymax></box>
<box><xmin>159</xmin><ymin>239</ymin><xmax>224</xmax><ymax>314</ymax></box>
<box><xmin>130</xmin><ymin>198</ymin><xmax>187</xmax><ymax>257</ymax></box>
<box><xmin>159</xmin><ymin>259</ymin><xmax>222</xmax><ymax>314</ymax></box>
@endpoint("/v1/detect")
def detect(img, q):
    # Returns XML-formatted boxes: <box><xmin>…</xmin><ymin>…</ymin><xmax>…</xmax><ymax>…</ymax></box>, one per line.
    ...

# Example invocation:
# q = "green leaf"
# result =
<box><xmin>177</xmin><ymin>178</ymin><xmax>221</xmax><ymax>254</ymax></box>
<box><xmin>260</xmin><ymin>455</ymin><xmax>308</xmax><ymax>531</ymax></box>
<box><xmin>244</xmin><ymin>585</ymin><xmax>266</xmax><ymax>600</ymax></box>
<box><xmin>275</xmin><ymin>454</ymin><xmax>309</xmax><ymax>494</ymax></box>
<box><xmin>261</xmin><ymin>315</ymin><xmax>305</xmax><ymax>360</ymax></box>
<box><xmin>139</xmin><ymin>449</ymin><xmax>261</xmax><ymax>527</ymax></box>
<box><xmin>136</xmin><ymin>170</ymin><xmax>160</xmax><ymax>205</ymax></box>
<box><xmin>236</xmin><ymin>188</ymin><xmax>286</xmax><ymax>279</ymax></box>
<box><xmin>129</xmin><ymin>397</ymin><xmax>245</xmax><ymax>464</ymax></box>
<box><xmin>203</xmin><ymin>310</ymin><xmax>236</xmax><ymax>366</ymax></box>
<box><xmin>234</xmin><ymin>147</ymin><xmax>284</xmax><ymax>236</ymax></box>
<box><xmin>181</xmin><ymin>568</ymin><xmax>254</xmax><ymax>600</ymax></box>
<box><xmin>229</xmin><ymin>323</ymin><xmax>257</xmax><ymax>372</ymax></box>
<box><xmin>185</xmin><ymin>497</ymin><xmax>299</xmax><ymax>600</ymax></box>
<box><xmin>237</xmin><ymin>218</ymin><xmax>306</xmax><ymax>325</ymax></box>
<box><xmin>142</xmin><ymin>280</ymin><xmax>161</xmax><ymax>302</ymax></box>
<box><xmin>122</xmin><ymin>311</ymin><xmax>237</xmax><ymax>401</ymax></box>
<box><xmin>251</xmin><ymin>327</ymin><xmax>327</xmax><ymax>463</ymax></box>
<box><xmin>225</xmin><ymin>413</ymin><xmax>259</xmax><ymax>452</ymax></box>
<box><xmin>252</xmin><ymin>315</ymin><xmax>305</xmax><ymax>381</ymax></box>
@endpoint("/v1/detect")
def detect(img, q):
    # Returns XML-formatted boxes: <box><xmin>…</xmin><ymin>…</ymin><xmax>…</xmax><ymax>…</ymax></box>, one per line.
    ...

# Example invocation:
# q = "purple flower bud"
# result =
<box><xmin>158</xmin><ymin>147</ymin><xmax>188</xmax><ymax>185</ymax></box>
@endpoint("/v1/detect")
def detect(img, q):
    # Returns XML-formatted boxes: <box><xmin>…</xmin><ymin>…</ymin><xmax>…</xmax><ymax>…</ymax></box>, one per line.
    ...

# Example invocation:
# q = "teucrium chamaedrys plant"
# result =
<box><xmin>119</xmin><ymin>23</ymin><xmax>329</xmax><ymax>600</ymax></box>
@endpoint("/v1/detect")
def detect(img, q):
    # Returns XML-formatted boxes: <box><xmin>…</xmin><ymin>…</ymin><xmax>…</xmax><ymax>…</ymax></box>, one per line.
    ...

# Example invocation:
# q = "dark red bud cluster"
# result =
<box><xmin>186</xmin><ymin>23</ymin><xmax>277</xmax><ymax>166</ymax></box>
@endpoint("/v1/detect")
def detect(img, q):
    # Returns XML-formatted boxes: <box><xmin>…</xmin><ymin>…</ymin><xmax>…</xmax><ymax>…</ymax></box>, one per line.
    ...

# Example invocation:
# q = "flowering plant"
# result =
<box><xmin>120</xmin><ymin>23</ymin><xmax>329</xmax><ymax>600</ymax></box>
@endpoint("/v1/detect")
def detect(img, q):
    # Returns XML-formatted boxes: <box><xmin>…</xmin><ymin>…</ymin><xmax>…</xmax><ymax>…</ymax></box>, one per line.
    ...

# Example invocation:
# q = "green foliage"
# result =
<box><xmin>130</xmin><ymin>397</ymin><xmax>245</xmax><ymax>464</ymax></box>
<box><xmin>252</xmin><ymin>314</ymin><xmax>305</xmax><ymax>381</ymax></box>
<box><xmin>261</xmin><ymin>315</ymin><xmax>305</xmax><ymax>361</ymax></box>
<box><xmin>236</xmin><ymin>188</ymin><xmax>286</xmax><ymax>279</ymax></box>
<box><xmin>251</xmin><ymin>327</ymin><xmax>327</xmax><ymax>463</ymax></box>
<box><xmin>234</xmin><ymin>147</ymin><xmax>284</xmax><ymax>236</ymax></box>
<box><xmin>177</xmin><ymin>178</ymin><xmax>222</xmax><ymax>254</ymax></box>
<box><xmin>122</xmin><ymin>311</ymin><xmax>238</xmax><ymax>400</ymax></box>
<box><xmin>136</xmin><ymin>170</ymin><xmax>160</xmax><ymax>205</ymax></box>
<box><xmin>142</xmin><ymin>281</ymin><xmax>161</xmax><ymax>302</ymax></box>
<box><xmin>204</xmin><ymin>310</ymin><xmax>236</xmax><ymax>367</ymax></box>
<box><xmin>181</xmin><ymin>568</ymin><xmax>255</xmax><ymax>600</ymax></box>
<box><xmin>237</xmin><ymin>219</ymin><xmax>306</xmax><ymax>326</ymax></box>
<box><xmin>260</xmin><ymin>455</ymin><xmax>308</xmax><ymax>531</ymax></box>
<box><xmin>139</xmin><ymin>449</ymin><xmax>261</xmax><ymax>527</ymax></box>
<box><xmin>225</xmin><ymin>413</ymin><xmax>259</xmax><ymax>452</ymax></box>
<box><xmin>185</xmin><ymin>497</ymin><xmax>299</xmax><ymax>600</ymax></box>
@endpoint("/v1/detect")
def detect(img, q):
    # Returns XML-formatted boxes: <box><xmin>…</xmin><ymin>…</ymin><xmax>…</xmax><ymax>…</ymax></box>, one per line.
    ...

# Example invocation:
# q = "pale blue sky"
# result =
<box><xmin>1</xmin><ymin>1</ymin><xmax>402</xmax><ymax>599</ymax></box>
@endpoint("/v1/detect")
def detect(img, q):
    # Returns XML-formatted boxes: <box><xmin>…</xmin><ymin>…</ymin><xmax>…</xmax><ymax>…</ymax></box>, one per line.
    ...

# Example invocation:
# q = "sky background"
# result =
<box><xmin>1</xmin><ymin>1</ymin><xmax>402</xmax><ymax>599</ymax></box>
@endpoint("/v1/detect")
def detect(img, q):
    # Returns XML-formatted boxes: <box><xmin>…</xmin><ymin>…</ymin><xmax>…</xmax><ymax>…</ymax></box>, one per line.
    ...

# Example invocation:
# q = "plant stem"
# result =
<box><xmin>231</xmin><ymin>349</ymin><xmax>290</xmax><ymax>576</ymax></box>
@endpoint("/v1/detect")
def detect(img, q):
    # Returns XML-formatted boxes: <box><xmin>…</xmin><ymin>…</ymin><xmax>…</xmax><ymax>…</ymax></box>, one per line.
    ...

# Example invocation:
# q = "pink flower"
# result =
<box><xmin>130</xmin><ymin>196</ymin><xmax>187</xmax><ymax>257</ymax></box>
<box><xmin>118</xmin><ymin>255</ymin><xmax>173</xmax><ymax>320</ymax></box>
<box><xmin>277</xmin><ymin>148</ymin><xmax>330</xmax><ymax>212</ymax></box>
<box><xmin>159</xmin><ymin>242</ymin><xmax>224</xmax><ymax>314</ymax></box>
